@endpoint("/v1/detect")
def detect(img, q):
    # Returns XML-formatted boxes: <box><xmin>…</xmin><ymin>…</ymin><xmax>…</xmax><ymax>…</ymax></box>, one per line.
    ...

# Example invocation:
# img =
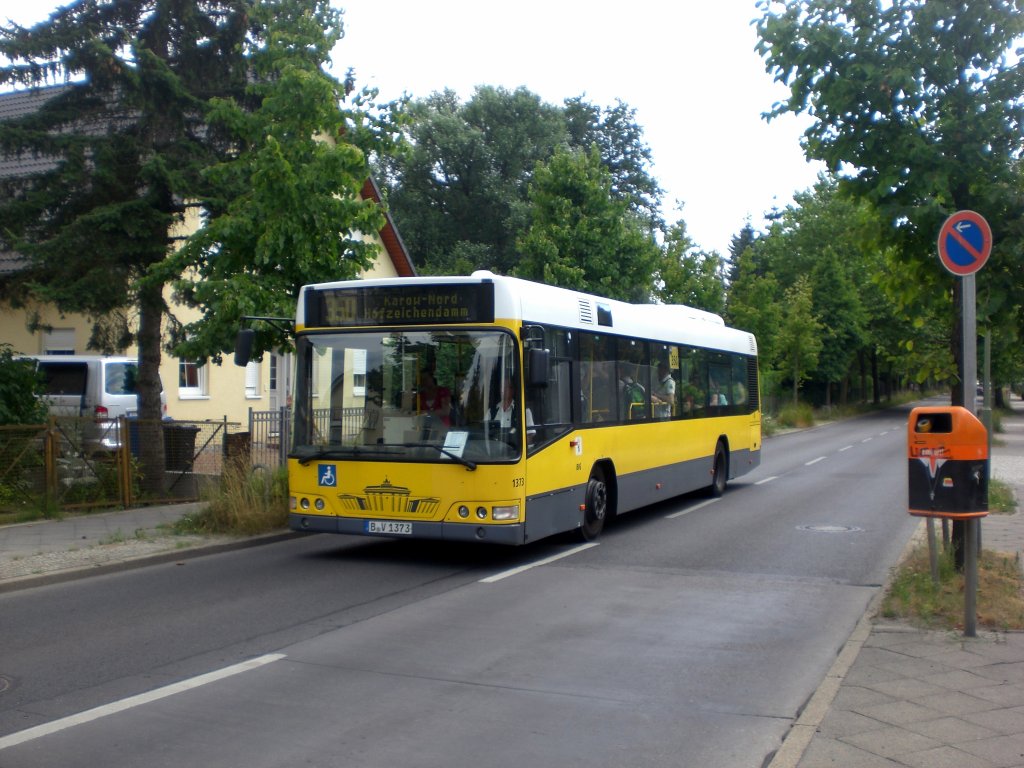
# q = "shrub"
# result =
<box><xmin>0</xmin><ymin>344</ymin><xmax>47</xmax><ymax>425</ymax></box>
<box><xmin>776</xmin><ymin>401</ymin><xmax>815</xmax><ymax>429</ymax></box>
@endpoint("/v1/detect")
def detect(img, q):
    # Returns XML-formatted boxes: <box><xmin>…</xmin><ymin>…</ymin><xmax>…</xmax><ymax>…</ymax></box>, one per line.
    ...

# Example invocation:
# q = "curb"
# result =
<box><xmin>0</xmin><ymin>530</ymin><xmax>304</xmax><ymax>594</ymax></box>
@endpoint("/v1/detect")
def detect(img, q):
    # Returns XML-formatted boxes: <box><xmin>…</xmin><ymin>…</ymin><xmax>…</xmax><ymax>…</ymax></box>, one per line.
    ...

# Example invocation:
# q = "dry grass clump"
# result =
<box><xmin>173</xmin><ymin>460</ymin><xmax>289</xmax><ymax>536</ymax></box>
<box><xmin>881</xmin><ymin>543</ymin><xmax>1024</xmax><ymax>630</ymax></box>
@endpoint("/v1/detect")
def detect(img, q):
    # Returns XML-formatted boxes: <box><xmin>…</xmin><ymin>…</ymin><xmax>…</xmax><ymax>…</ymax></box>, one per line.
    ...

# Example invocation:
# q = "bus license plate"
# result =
<box><xmin>366</xmin><ymin>520</ymin><xmax>412</xmax><ymax>535</ymax></box>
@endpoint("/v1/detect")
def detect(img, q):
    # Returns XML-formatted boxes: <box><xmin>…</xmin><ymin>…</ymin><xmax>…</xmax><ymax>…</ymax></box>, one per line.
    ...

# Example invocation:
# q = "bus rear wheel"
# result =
<box><xmin>578</xmin><ymin>469</ymin><xmax>608</xmax><ymax>541</ymax></box>
<box><xmin>709</xmin><ymin>442</ymin><xmax>728</xmax><ymax>497</ymax></box>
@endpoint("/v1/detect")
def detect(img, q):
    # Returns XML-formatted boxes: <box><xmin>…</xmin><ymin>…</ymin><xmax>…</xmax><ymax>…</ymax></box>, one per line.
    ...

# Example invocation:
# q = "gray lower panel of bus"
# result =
<box><xmin>524</xmin><ymin>446</ymin><xmax>760</xmax><ymax>539</ymax></box>
<box><xmin>609</xmin><ymin>446</ymin><xmax>760</xmax><ymax>513</ymax></box>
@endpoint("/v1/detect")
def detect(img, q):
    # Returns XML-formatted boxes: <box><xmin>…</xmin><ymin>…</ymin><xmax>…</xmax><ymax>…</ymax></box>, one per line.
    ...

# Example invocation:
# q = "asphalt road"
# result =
<box><xmin>0</xmin><ymin>407</ymin><xmax>919</xmax><ymax>767</ymax></box>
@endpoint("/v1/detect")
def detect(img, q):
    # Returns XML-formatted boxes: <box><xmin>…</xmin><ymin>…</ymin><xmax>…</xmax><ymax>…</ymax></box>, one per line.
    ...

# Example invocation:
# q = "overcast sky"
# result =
<box><xmin>0</xmin><ymin>0</ymin><xmax>825</xmax><ymax>255</ymax></box>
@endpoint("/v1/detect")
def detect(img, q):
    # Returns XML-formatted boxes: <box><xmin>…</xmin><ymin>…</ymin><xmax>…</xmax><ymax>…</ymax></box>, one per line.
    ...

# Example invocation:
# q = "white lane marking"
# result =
<box><xmin>839</xmin><ymin>445</ymin><xmax>853</xmax><ymax>452</ymax></box>
<box><xmin>480</xmin><ymin>543</ymin><xmax>599</xmax><ymax>583</ymax></box>
<box><xmin>805</xmin><ymin>456</ymin><xmax>827</xmax><ymax>466</ymax></box>
<box><xmin>665</xmin><ymin>498</ymin><xmax>720</xmax><ymax>519</ymax></box>
<box><xmin>0</xmin><ymin>654</ymin><xmax>286</xmax><ymax>751</ymax></box>
<box><xmin>861</xmin><ymin>437</ymin><xmax>873</xmax><ymax>443</ymax></box>
<box><xmin>755</xmin><ymin>476</ymin><xmax>779</xmax><ymax>485</ymax></box>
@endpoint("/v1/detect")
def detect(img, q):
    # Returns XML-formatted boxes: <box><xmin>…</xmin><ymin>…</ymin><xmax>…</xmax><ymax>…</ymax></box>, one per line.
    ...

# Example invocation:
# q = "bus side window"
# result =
<box><xmin>527</xmin><ymin>326</ymin><xmax>574</xmax><ymax>449</ymax></box>
<box><xmin>731</xmin><ymin>356</ymin><xmax>748</xmax><ymax>412</ymax></box>
<box><xmin>708</xmin><ymin>357</ymin><xmax>731</xmax><ymax>410</ymax></box>
<box><xmin>617</xmin><ymin>338</ymin><xmax>649</xmax><ymax>421</ymax></box>
<box><xmin>580</xmin><ymin>333</ymin><xmax>616</xmax><ymax>424</ymax></box>
<box><xmin>680</xmin><ymin>347</ymin><xmax>706</xmax><ymax>418</ymax></box>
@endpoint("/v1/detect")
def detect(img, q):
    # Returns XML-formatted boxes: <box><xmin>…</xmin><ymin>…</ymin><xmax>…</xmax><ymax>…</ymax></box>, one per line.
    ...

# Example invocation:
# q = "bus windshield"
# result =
<box><xmin>292</xmin><ymin>329</ymin><xmax>524</xmax><ymax>465</ymax></box>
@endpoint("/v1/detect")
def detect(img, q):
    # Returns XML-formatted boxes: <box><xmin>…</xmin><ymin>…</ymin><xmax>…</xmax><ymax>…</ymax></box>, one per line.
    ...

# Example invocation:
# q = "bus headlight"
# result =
<box><xmin>299</xmin><ymin>497</ymin><xmax>310</xmax><ymax>510</ymax></box>
<box><xmin>476</xmin><ymin>507</ymin><xmax>488</xmax><ymax>520</ymax></box>
<box><xmin>314</xmin><ymin>498</ymin><xmax>326</xmax><ymax>511</ymax></box>
<box><xmin>458</xmin><ymin>505</ymin><xmax>470</xmax><ymax>519</ymax></box>
<box><xmin>492</xmin><ymin>504</ymin><xmax>520</xmax><ymax>521</ymax></box>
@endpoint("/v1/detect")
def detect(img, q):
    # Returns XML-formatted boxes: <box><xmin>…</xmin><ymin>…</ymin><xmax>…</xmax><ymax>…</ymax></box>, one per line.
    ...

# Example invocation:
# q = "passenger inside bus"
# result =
<box><xmin>653</xmin><ymin>361</ymin><xmax>676</xmax><ymax>419</ymax></box>
<box><xmin>710</xmin><ymin>377</ymin><xmax>728</xmax><ymax>406</ymax></box>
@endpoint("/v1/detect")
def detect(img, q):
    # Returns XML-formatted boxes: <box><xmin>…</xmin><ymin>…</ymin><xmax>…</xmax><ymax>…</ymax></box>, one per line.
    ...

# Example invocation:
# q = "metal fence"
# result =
<box><xmin>246</xmin><ymin>406</ymin><xmax>366</xmax><ymax>469</ymax></box>
<box><xmin>249</xmin><ymin>407</ymin><xmax>291</xmax><ymax>469</ymax></box>
<box><xmin>0</xmin><ymin>416</ymin><xmax>248</xmax><ymax>515</ymax></box>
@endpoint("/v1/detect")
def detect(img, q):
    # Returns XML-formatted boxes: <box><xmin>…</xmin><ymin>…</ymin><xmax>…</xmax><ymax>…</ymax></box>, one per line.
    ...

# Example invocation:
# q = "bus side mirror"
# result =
<box><xmin>526</xmin><ymin>348</ymin><xmax>549</xmax><ymax>388</ymax></box>
<box><xmin>234</xmin><ymin>329</ymin><xmax>255</xmax><ymax>367</ymax></box>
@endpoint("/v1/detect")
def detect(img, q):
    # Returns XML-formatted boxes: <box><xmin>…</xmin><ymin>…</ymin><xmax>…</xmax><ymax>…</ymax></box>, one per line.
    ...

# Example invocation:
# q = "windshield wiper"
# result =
<box><xmin>401</xmin><ymin>442</ymin><xmax>477</xmax><ymax>471</ymax></box>
<box><xmin>296</xmin><ymin>447</ymin><xmax>354</xmax><ymax>466</ymax></box>
<box><xmin>298</xmin><ymin>442</ymin><xmax>477</xmax><ymax>471</ymax></box>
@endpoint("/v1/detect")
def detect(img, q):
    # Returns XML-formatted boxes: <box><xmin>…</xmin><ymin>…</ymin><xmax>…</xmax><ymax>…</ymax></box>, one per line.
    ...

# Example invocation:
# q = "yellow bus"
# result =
<box><xmin>284</xmin><ymin>271</ymin><xmax>760</xmax><ymax>545</ymax></box>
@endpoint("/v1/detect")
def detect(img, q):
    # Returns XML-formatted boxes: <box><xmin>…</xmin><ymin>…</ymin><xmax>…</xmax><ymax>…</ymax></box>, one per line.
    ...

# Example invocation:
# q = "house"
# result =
<box><xmin>0</xmin><ymin>87</ymin><xmax>416</xmax><ymax>428</ymax></box>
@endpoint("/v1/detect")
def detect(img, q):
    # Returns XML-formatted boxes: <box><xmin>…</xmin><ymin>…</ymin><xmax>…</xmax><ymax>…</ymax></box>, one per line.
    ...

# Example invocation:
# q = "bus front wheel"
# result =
<box><xmin>578</xmin><ymin>470</ymin><xmax>608</xmax><ymax>541</ymax></box>
<box><xmin>709</xmin><ymin>442</ymin><xmax>728</xmax><ymax>497</ymax></box>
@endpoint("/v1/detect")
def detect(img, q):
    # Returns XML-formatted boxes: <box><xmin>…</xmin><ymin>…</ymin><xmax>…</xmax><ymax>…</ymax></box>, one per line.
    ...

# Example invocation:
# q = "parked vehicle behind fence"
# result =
<box><xmin>25</xmin><ymin>355</ymin><xmax>168</xmax><ymax>454</ymax></box>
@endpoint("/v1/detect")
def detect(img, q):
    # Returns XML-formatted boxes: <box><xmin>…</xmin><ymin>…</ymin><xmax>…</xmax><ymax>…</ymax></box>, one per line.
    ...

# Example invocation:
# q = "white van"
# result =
<box><xmin>27</xmin><ymin>355</ymin><xmax>168</xmax><ymax>452</ymax></box>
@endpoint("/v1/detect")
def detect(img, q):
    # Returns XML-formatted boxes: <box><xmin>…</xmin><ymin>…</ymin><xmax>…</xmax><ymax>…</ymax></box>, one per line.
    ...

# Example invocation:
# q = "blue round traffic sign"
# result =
<box><xmin>937</xmin><ymin>210</ymin><xmax>992</xmax><ymax>276</ymax></box>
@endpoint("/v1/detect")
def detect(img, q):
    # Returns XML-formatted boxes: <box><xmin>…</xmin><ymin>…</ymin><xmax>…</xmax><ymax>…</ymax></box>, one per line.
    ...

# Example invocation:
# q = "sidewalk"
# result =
<box><xmin>0</xmin><ymin>501</ymin><xmax>272</xmax><ymax>592</ymax></box>
<box><xmin>771</xmin><ymin>397</ymin><xmax>1024</xmax><ymax>768</ymax></box>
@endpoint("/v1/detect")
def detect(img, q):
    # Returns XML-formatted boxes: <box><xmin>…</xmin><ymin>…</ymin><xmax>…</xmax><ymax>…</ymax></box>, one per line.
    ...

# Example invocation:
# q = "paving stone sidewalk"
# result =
<box><xmin>0</xmin><ymin>502</ymin><xmax>241</xmax><ymax>590</ymax></box>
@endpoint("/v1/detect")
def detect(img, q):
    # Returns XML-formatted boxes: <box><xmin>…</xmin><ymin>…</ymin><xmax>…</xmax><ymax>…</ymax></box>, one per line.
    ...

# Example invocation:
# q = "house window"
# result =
<box><xmin>245</xmin><ymin>361</ymin><xmax>261</xmax><ymax>399</ymax></box>
<box><xmin>179</xmin><ymin>359</ymin><xmax>208</xmax><ymax>399</ymax></box>
<box><xmin>43</xmin><ymin>329</ymin><xmax>75</xmax><ymax>354</ymax></box>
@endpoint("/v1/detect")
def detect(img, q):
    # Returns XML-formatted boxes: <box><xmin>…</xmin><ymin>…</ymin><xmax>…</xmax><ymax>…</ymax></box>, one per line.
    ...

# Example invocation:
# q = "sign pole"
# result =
<box><xmin>963</xmin><ymin>273</ymin><xmax>978</xmax><ymax>638</ymax></box>
<box><xmin>963</xmin><ymin>274</ymin><xmax>977</xmax><ymax>418</ymax></box>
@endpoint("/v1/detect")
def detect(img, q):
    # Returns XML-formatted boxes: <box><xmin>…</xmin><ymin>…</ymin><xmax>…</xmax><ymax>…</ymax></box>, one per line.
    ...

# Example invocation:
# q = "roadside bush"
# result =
<box><xmin>776</xmin><ymin>401</ymin><xmax>815</xmax><ymax>429</ymax></box>
<box><xmin>0</xmin><ymin>344</ymin><xmax>47</xmax><ymax>425</ymax></box>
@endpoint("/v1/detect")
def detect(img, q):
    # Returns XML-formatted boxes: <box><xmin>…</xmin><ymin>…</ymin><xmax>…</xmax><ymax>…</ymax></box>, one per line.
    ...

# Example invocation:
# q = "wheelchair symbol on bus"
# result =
<box><xmin>318</xmin><ymin>464</ymin><xmax>336</xmax><ymax>487</ymax></box>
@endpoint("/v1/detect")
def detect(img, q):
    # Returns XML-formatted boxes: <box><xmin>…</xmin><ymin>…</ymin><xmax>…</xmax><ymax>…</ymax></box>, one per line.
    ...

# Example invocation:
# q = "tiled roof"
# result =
<box><xmin>0</xmin><ymin>250</ymin><xmax>27</xmax><ymax>275</ymax></box>
<box><xmin>0</xmin><ymin>84</ymin><xmax>71</xmax><ymax>179</ymax></box>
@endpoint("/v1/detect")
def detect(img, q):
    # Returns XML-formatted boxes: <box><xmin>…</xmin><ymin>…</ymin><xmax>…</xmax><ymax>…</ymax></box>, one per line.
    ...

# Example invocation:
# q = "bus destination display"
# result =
<box><xmin>306</xmin><ymin>283</ymin><xmax>495</xmax><ymax>327</ymax></box>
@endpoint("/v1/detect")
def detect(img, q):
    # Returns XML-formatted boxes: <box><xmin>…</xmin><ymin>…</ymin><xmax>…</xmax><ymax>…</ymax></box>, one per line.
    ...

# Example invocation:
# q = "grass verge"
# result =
<box><xmin>881</xmin><ymin>538</ymin><xmax>1024</xmax><ymax>631</ymax></box>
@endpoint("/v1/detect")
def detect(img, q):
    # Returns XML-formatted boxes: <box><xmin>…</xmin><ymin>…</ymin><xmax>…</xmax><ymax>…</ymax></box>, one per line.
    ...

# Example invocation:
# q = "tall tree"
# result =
<box><xmin>516</xmin><ymin>146</ymin><xmax>661</xmax><ymax>303</ymax></box>
<box><xmin>161</xmin><ymin>0</ymin><xmax>402</xmax><ymax>362</ymax></box>
<box><xmin>563</xmin><ymin>96</ymin><xmax>663</xmax><ymax>228</ymax></box>
<box><xmin>0</xmin><ymin>0</ymin><xmax>250</xmax><ymax>485</ymax></box>
<box><xmin>725</xmin><ymin>242</ymin><xmax>783</xmax><ymax>393</ymax></box>
<box><xmin>810</xmin><ymin>248</ymin><xmax>866</xmax><ymax>406</ymax></box>
<box><xmin>777</xmin><ymin>275</ymin><xmax>823</xmax><ymax>406</ymax></box>
<box><xmin>726</xmin><ymin>223</ymin><xmax>758</xmax><ymax>285</ymax></box>
<box><xmin>654</xmin><ymin>219</ymin><xmax>726</xmax><ymax>313</ymax></box>
<box><xmin>757</xmin><ymin>0</ymin><xmax>1024</xmax><ymax>402</ymax></box>
<box><xmin>376</xmin><ymin>86</ymin><xmax>565</xmax><ymax>275</ymax></box>
<box><xmin>378</xmin><ymin>88</ymin><xmax>664</xmax><ymax>277</ymax></box>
